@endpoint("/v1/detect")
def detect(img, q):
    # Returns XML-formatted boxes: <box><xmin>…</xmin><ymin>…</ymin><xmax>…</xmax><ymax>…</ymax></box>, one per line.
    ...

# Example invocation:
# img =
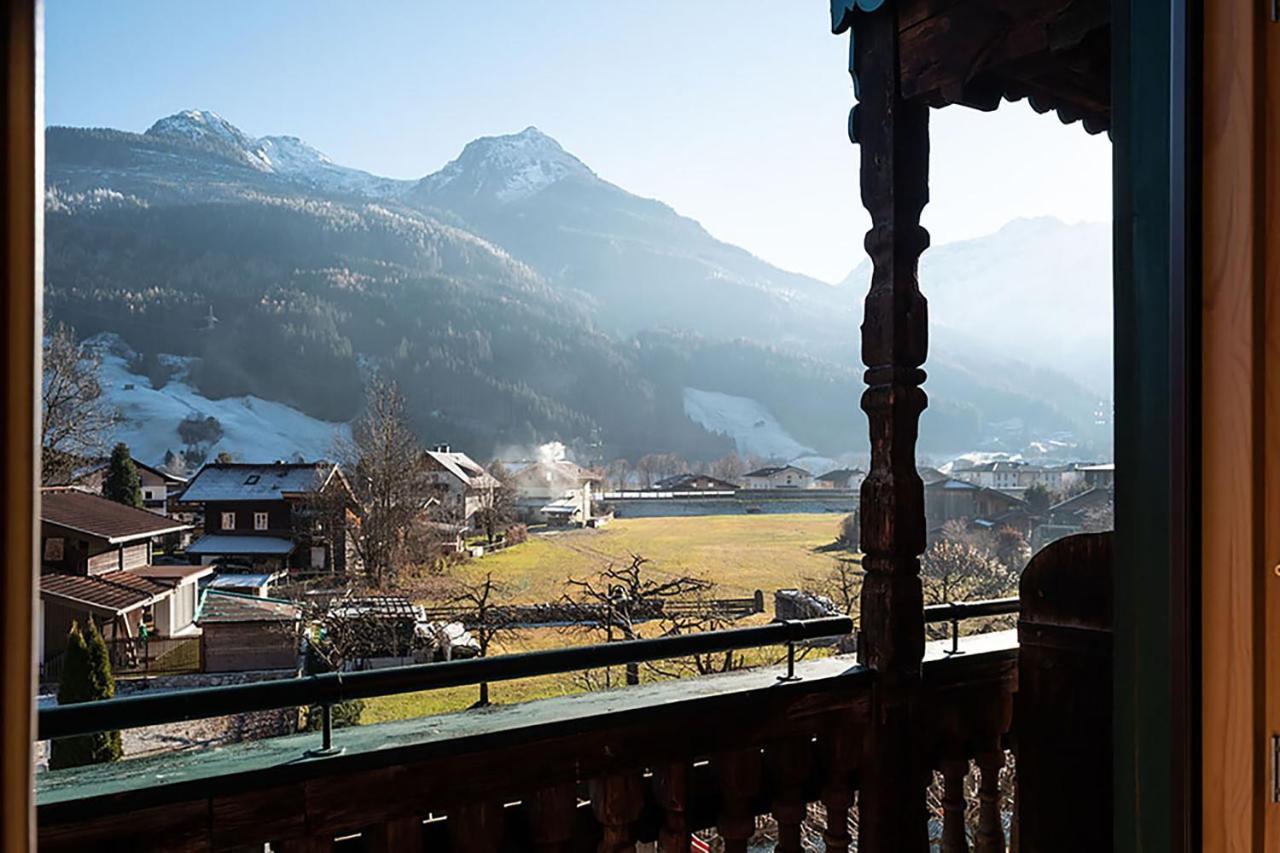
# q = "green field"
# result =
<box><xmin>362</xmin><ymin>513</ymin><xmax>854</xmax><ymax>724</ymax></box>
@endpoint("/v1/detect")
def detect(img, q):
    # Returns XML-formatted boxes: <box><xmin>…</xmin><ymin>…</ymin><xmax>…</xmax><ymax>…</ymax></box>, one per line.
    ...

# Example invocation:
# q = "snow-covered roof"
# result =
<box><xmin>180</xmin><ymin>461</ymin><xmax>340</xmax><ymax>503</ymax></box>
<box><xmin>186</xmin><ymin>534</ymin><xmax>296</xmax><ymax>556</ymax></box>
<box><xmin>206</xmin><ymin>572</ymin><xmax>281</xmax><ymax>590</ymax></box>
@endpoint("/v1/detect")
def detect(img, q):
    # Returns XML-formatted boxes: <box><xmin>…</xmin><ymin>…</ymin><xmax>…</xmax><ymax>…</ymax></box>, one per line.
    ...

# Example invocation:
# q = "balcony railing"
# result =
<box><xmin>34</xmin><ymin>608</ymin><xmax>1021</xmax><ymax>852</ymax></box>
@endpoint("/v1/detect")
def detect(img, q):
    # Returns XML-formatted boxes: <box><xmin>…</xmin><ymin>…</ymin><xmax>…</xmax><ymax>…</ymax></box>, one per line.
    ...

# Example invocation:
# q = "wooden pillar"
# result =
<box><xmin>836</xmin><ymin>0</ymin><xmax>931</xmax><ymax>850</ymax></box>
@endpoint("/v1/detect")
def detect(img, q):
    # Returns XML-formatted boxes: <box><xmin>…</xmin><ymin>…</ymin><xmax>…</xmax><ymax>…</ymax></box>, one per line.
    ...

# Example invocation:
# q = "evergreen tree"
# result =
<box><xmin>50</xmin><ymin>619</ymin><xmax>122</xmax><ymax>769</ymax></box>
<box><xmin>102</xmin><ymin>442</ymin><xmax>142</xmax><ymax>508</ymax></box>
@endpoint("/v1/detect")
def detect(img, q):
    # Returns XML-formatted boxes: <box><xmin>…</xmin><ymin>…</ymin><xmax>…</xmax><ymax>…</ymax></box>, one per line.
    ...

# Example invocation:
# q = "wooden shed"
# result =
<box><xmin>195</xmin><ymin>589</ymin><xmax>301</xmax><ymax>674</ymax></box>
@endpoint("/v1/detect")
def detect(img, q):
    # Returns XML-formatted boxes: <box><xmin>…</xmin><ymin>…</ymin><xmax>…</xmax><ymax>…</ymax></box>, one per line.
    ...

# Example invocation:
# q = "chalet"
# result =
<box><xmin>741</xmin><ymin>465</ymin><xmax>812</xmax><ymax>490</ymax></box>
<box><xmin>37</xmin><ymin>488</ymin><xmax>206</xmax><ymax>669</ymax></box>
<box><xmin>195</xmin><ymin>589</ymin><xmax>300</xmax><ymax>674</ymax></box>
<box><xmin>423</xmin><ymin>444</ymin><xmax>500</xmax><ymax>527</ymax></box>
<box><xmin>813</xmin><ymin>468</ymin><xmax>866</xmax><ymax>491</ymax></box>
<box><xmin>180</xmin><ymin>461</ymin><xmax>354</xmax><ymax>574</ymax></box>
<box><xmin>951</xmin><ymin>460</ymin><xmax>1026</xmax><ymax>491</ymax></box>
<box><xmin>923</xmin><ymin>477</ymin><xmax>1030</xmax><ymax>538</ymax></box>
<box><xmin>506</xmin><ymin>459</ymin><xmax>602</xmax><ymax>526</ymax></box>
<box><xmin>69</xmin><ymin>456</ymin><xmax>187</xmax><ymax>516</ymax></box>
<box><xmin>652</xmin><ymin>473</ymin><xmax>739</xmax><ymax>491</ymax></box>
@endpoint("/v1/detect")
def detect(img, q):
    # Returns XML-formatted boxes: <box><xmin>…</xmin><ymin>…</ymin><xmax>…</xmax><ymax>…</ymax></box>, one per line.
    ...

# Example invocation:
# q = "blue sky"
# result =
<box><xmin>45</xmin><ymin>1</ymin><xmax>1111</xmax><ymax>282</ymax></box>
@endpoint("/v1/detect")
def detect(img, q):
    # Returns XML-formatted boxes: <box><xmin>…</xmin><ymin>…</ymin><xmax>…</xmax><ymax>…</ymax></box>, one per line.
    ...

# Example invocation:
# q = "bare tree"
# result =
<box><xmin>41</xmin><ymin>323</ymin><xmax>115</xmax><ymax>484</ymax></box>
<box><xmin>920</xmin><ymin>538</ymin><xmax>1016</xmax><ymax>639</ymax></box>
<box><xmin>473</xmin><ymin>460</ymin><xmax>516</xmax><ymax>544</ymax></box>
<box><xmin>604</xmin><ymin>458</ymin><xmax>631</xmax><ymax>490</ymax></box>
<box><xmin>446</xmin><ymin>573</ymin><xmax>517</xmax><ymax>706</ymax></box>
<box><xmin>1080</xmin><ymin>496</ymin><xmax>1114</xmax><ymax>532</ymax></box>
<box><xmin>806</xmin><ymin>558</ymin><xmax>863</xmax><ymax>618</ymax></box>
<box><xmin>337</xmin><ymin>377</ymin><xmax>432</xmax><ymax>587</ymax></box>
<box><xmin>706</xmin><ymin>452</ymin><xmax>746</xmax><ymax>485</ymax></box>
<box><xmin>564</xmin><ymin>554</ymin><xmax>712</xmax><ymax>686</ymax></box>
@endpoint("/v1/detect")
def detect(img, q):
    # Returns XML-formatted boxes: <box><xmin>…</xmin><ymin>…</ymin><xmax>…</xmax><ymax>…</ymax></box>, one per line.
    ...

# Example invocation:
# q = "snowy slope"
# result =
<box><xmin>682</xmin><ymin>388</ymin><xmax>815</xmax><ymax>462</ymax></box>
<box><xmin>416</xmin><ymin>126</ymin><xmax>596</xmax><ymax>203</ymax></box>
<box><xmin>90</xmin><ymin>335</ymin><xmax>349</xmax><ymax>469</ymax></box>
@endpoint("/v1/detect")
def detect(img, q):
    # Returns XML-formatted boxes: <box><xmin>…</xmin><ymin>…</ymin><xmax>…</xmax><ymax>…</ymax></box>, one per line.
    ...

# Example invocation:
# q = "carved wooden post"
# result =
<box><xmin>449</xmin><ymin>801</ymin><xmax>504</xmax><ymax>853</ymax></box>
<box><xmin>651</xmin><ymin>762</ymin><xmax>690</xmax><ymax>853</ymax></box>
<box><xmin>530</xmin><ymin>782</ymin><xmax>578</xmax><ymax>853</ymax></box>
<box><xmin>769</xmin><ymin>739</ymin><xmax>811</xmax><ymax>853</ymax></box>
<box><xmin>589</xmin><ymin>773</ymin><xmax>645</xmax><ymax>853</ymax></box>
<box><xmin>974</xmin><ymin>750</ymin><xmax>1004</xmax><ymax>853</ymax></box>
<box><xmin>833</xmin><ymin>0</ymin><xmax>931</xmax><ymax>850</ymax></box>
<box><xmin>715</xmin><ymin>747</ymin><xmax>762</xmax><ymax>853</ymax></box>
<box><xmin>940</xmin><ymin>759</ymin><xmax>970</xmax><ymax>853</ymax></box>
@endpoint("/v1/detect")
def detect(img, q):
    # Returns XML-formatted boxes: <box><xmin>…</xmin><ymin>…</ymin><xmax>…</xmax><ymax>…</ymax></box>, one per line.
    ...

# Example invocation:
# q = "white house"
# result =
<box><xmin>741</xmin><ymin>465</ymin><xmax>813</xmax><ymax>490</ymax></box>
<box><xmin>423</xmin><ymin>444</ymin><xmax>500</xmax><ymax>527</ymax></box>
<box><xmin>505</xmin><ymin>459</ymin><xmax>602</xmax><ymax>526</ymax></box>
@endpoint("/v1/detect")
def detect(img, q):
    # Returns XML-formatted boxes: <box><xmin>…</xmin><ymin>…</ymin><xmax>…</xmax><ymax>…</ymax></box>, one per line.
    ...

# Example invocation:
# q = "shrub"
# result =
<box><xmin>303</xmin><ymin>699</ymin><xmax>365</xmax><ymax>731</ymax></box>
<box><xmin>837</xmin><ymin>512</ymin><xmax>860</xmax><ymax>550</ymax></box>
<box><xmin>50</xmin><ymin>619</ymin><xmax>122</xmax><ymax>769</ymax></box>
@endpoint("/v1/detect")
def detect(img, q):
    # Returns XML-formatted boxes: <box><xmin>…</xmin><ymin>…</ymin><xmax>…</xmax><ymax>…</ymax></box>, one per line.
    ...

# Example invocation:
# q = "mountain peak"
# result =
<box><xmin>146</xmin><ymin>109</ymin><xmax>271</xmax><ymax>171</ymax></box>
<box><xmin>418</xmin><ymin>126</ymin><xmax>595</xmax><ymax>204</ymax></box>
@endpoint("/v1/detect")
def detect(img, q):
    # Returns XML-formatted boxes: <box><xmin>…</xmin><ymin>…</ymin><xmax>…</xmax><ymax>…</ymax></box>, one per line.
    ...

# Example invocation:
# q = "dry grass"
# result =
<box><xmin>362</xmin><ymin>514</ymin><xmax>855</xmax><ymax>724</ymax></box>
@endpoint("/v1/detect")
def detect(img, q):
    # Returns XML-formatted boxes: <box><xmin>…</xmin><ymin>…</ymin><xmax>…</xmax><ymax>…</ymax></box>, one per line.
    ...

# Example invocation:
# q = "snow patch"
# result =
<box><xmin>681</xmin><ymin>388</ymin><xmax>815</xmax><ymax>462</ymax></box>
<box><xmin>89</xmin><ymin>335</ymin><xmax>349</xmax><ymax>470</ymax></box>
<box><xmin>419</xmin><ymin>126</ymin><xmax>595</xmax><ymax>203</ymax></box>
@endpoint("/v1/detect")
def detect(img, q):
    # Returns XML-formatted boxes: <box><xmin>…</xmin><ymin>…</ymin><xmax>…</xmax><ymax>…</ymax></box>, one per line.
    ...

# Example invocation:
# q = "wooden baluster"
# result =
<box><xmin>833</xmin><ymin>0</ymin><xmax>932</xmax><ymax>849</ymax></box>
<box><xmin>716</xmin><ymin>748</ymin><xmax>762</xmax><ymax>853</ymax></box>
<box><xmin>975</xmin><ymin>751</ymin><xmax>1005</xmax><ymax>853</ymax></box>
<box><xmin>589</xmin><ymin>773</ymin><xmax>645</xmax><ymax>853</ymax></box>
<box><xmin>362</xmin><ymin>816</ymin><xmax>423</xmax><ymax>853</ymax></box>
<box><xmin>450</xmin><ymin>800</ymin><xmax>504</xmax><ymax>853</ymax></box>
<box><xmin>651</xmin><ymin>762</ymin><xmax>689</xmax><ymax>853</ymax></box>
<box><xmin>940</xmin><ymin>758</ymin><xmax>970</xmax><ymax>853</ymax></box>
<box><xmin>770</xmin><ymin>739</ymin><xmax>811</xmax><ymax>853</ymax></box>
<box><xmin>531</xmin><ymin>782</ymin><xmax>578</xmax><ymax>853</ymax></box>
<box><xmin>820</xmin><ymin>785</ymin><xmax>854</xmax><ymax>853</ymax></box>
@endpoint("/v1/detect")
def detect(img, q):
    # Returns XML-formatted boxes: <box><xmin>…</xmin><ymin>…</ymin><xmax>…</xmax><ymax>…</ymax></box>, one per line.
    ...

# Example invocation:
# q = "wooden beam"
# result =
<box><xmin>850</xmin><ymin>2</ymin><xmax>931</xmax><ymax>848</ymax></box>
<box><xmin>1</xmin><ymin>2</ymin><xmax>40</xmax><ymax>852</ymax></box>
<box><xmin>1201</xmin><ymin>0</ymin><xmax>1265</xmax><ymax>845</ymax></box>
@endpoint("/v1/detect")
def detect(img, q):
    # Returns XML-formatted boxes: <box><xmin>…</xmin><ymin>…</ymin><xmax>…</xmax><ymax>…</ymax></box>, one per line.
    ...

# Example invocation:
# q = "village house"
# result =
<box><xmin>179</xmin><ymin>461</ymin><xmax>355</xmax><ymax>575</ymax></box>
<box><xmin>652</xmin><ymin>472</ymin><xmax>740</xmax><ymax>491</ymax></box>
<box><xmin>37</xmin><ymin>488</ymin><xmax>206</xmax><ymax>675</ymax></box>
<box><xmin>813</xmin><ymin>468</ymin><xmax>866</xmax><ymax>491</ymax></box>
<box><xmin>950</xmin><ymin>460</ymin><xmax>1027</xmax><ymax>492</ymax></box>
<box><xmin>69</xmin><ymin>456</ymin><xmax>188</xmax><ymax>516</ymax></box>
<box><xmin>195</xmin><ymin>589</ymin><xmax>301</xmax><ymax>674</ymax></box>
<box><xmin>422</xmin><ymin>444</ymin><xmax>500</xmax><ymax>528</ymax></box>
<box><xmin>505</xmin><ymin>458</ymin><xmax>602</xmax><ymax>526</ymax></box>
<box><xmin>1077</xmin><ymin>462</ymin><xmax>1116</xmax><ymax>489</ymax></box>
<box><xmin>741</xmin><ymin>465</ymin><xmax>813</xmax><ymax>490</ymax></box>
<box><xmin>923</xmin><ymin>476</ymin><xmax>1032</xmax><ymax>539</ymax></box>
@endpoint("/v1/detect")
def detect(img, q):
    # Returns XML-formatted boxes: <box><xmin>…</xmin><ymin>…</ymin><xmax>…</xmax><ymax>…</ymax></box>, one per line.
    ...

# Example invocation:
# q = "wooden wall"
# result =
<box><xmin>1201</xmin><ymin>0</ymin><xmax>1271</xmax><ymax>848</ymax></box>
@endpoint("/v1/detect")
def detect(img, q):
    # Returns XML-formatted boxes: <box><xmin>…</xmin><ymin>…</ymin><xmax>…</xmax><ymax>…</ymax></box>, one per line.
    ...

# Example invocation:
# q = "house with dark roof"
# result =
<box><xmin>69</xmin><ymin>456</ymin><xmax>188</xmax><ymax>516</ymax></box>
<box><xmin>741</xmin><ymin>465</ymin><xmax>813</xmax><ymax>490</ymax></box>
<box><xmin>195</xmin><ymin>589</ymin><xmax>301</xmax><ymax>673</ymax></box>
<box><xmin>652</xmin><ymin>473</ymin><xmax>740</xmax><ymax>491</ymax></box>
<box><xmin>923</xmin><ymin>476</ymin><xmax>1031</xmax><ymax>538</ymax></box>
<box><xmin>813</xmin><ymin>468</ymin><xmax>866</xmax><ymax>491</ymax></box>
<box><xmin>179</xmin><ymin>461</ymin><xmax>354</xmax><ymax>574</ymax></box>
<box><xmin>38</xmin><ymin>488</ymin><xmax>206</xmax><ymax>672</ymax></box>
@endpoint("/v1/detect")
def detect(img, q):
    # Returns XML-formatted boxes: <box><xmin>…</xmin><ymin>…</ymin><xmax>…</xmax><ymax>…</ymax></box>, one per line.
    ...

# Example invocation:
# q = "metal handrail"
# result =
<box><xmin>38</xmin><ymin>616</ymin><xmax>853</xmax><ymax>743</ymax></box>
<box><xmin>923</xmin><ymin>596</ymin><xmax>1019</xmax><ymax>656</ymax></box>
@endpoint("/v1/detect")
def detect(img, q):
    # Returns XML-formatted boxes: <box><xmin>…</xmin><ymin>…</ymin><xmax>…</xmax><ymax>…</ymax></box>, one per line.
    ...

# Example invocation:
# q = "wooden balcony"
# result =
<box><xmin>37</xmin><ymin>630</ymin><xmax>1017</xmax><ymax>852</ymax></box>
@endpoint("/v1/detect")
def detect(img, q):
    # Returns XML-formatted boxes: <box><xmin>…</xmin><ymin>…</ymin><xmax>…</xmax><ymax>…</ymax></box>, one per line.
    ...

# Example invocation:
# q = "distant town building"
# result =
<box><xmin>653</xmin><ymin>473</ymin><xmax>739</xmax><ymax>491</ymax></box>
<box><xmin>813</xmin><ymin>468</ymin><xmax>866</xmax><ymax>491</ymax></box>
<box><xmin>923</xmin><ymin>477</ymin><xmax>1031</xmax><ymax>538</ymax></box>
<box><xmin>1077</xmin><ymin>462</ymin><xmax>1115</xmax><ymax>489</ymax></box>
<box><xmin>505</xmin><ymin>458</ymin><xmax>602</xmax><ymax>526</ymax></box>
<box><xmin>742</xmin><ymin>465</ymin><xmax>813</xmax><ymax>490</ymax></box>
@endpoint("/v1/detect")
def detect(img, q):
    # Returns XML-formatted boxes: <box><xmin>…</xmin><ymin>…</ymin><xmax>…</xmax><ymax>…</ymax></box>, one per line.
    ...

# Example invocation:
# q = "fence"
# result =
<box><xmin>418</xmin><ymin>591</ymin><xmax>766</xmax><ymax>628</ymax></box>
<box><xmin>107</xmin><ymin>636</ymin><xmax>202</xmax><ymax>677</ymax></box>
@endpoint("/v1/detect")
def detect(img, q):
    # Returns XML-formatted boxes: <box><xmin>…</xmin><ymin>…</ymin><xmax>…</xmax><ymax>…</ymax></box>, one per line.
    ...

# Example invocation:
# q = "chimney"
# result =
<box><xmin>433</xmin><ymin>444</ymin><xmax>451</xmax><ymax>454</ymax></box>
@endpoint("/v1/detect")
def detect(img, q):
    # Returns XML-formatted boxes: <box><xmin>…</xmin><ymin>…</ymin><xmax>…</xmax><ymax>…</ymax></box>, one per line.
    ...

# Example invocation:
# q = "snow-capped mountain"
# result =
<box><xmin>146</xmin><ymin>109</ymin><xmax>273</xmax><ymax>172</ymax></box>
<box><xmin>142</xmin><ymin>109</ymin><xmax>411</xmax><ymax>198</ymax></box>
<box><xmin>415</xmin><ymin>126</ymin><xmax>597</xmax><ymax>204</ymax></box>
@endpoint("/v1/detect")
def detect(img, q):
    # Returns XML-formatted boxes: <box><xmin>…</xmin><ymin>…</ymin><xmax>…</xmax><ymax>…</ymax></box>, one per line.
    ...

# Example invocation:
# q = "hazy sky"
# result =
<box><xmin>45</xmin><ymin>1</ymin><xmax>1111</xmax><ymax>283</ymax></box>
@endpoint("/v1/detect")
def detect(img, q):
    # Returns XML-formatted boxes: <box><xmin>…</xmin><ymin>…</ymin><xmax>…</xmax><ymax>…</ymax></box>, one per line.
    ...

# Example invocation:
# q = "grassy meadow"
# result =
<box><xmin>362</xmin><ymin>513</ymin><xmax>856</xmax><ymax>724</ymax></box>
